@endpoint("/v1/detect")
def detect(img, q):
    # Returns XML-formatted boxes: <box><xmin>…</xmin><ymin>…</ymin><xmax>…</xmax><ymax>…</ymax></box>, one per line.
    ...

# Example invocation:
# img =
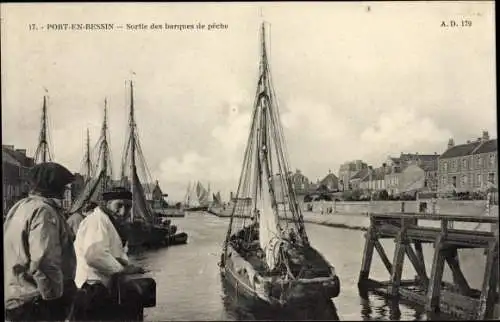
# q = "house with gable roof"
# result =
<box><xmin>319</xmin><ymin>170</ymin><xmax>339</xmax><ymax>192</ymax></box>
<box><xmin>438</xmin><ymin>131</ymin><xmax>497</xmax><ymax>193</ymax></box>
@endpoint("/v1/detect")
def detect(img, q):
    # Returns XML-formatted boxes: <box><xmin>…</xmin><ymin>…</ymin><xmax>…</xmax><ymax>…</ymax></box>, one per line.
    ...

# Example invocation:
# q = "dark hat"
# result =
<box><xmin>28</xmin><ymin>162</ymin><xmax>75</xmax><ymax>198</ymax></box>
<box><xmin>102</xmin><ymin>187</ymin><xmax>132</xmax><ymax>201</ymax></box>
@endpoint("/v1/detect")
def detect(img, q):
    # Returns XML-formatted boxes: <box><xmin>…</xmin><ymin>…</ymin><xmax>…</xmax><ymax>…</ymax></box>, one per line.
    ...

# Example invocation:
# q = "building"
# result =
<box><xmin>290</xmin><ymin>169</ymin><xmax>310</xmax><ymax>194</ymax></box>
<box><xmin>2</xmin><ymin>145</ymin><xmax>35</xmax><ymax>213</ymax></box>
<box><xmin>398</xmin><ymin>163</ymin><xmax>426</xmax><ymax>194</ymax></box>
<box><xmin>438</xmin><ymin>131</ymin><xmax>497</xmax><ymax>193</ymax></box>
<box><xmin>143</xmin><ymin>180</ymin><xmax>168</xmax><ymax>207</ymax></box>
<box><xmin>359</xmin><ymin>167</ymin><xmax>386</xmax><ymax>191</ymax></box>
<box><xmin>62</xmin><ymin>173</ymin><xmax>85</xmax><ymax>210</ymax></box>
<box><xmin>338</xmin><ymin>160</ymin><xmax>368</xmax><ymax>191</ymax></box>
<box><xmin>349</xmin><ymin>168</ymin><xmax>370</xmax><ymax>190</ymax></box>
<box><xmin>421</xmin><ymin>159</ymin><xmax>439</xmax><ymax>192</ymax></box>
<box><xmin>384</xmin><ymin>152</ymin><xmax>440</xmax><ymax>195</ymax></box>
<box><xmin>319</xmin><ymin>170</ymin><xmax>339</xmax><ymax>192</ymax></box>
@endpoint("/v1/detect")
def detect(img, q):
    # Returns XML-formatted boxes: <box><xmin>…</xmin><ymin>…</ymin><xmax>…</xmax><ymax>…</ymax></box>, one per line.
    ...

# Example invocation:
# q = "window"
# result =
<box><xmin>489</xmin><ymin>173</ymin><xmax>495</xmax><ymax>184</ymax></box>
<box><xmin>452</xmin><ymin>160</ymin><xmax>457</xmax><ymax>169</ymax></box>
<box><xmin>489</xmin><ymin>154</ymin><xmax>495</xmax><ymax>168</ymax></box>
<box><xmin>477</xmin><ymin>173</ymin><xmax>482</xmax><ymax>187</ymax></box>
<box><xmin>462</xmin><ymin>158</ymin><xmax>467</xmax><ymax>169</ymax></box>
<box><xmin>443</xmin><ymin>162</ymin><xmax>448</xmax><ymax>172</ymax></box>
<box><xmin>477</xmin><ymin>156</ymin><xmax>482</xmax><ymax>168</ymax></box>
<box><xmin>452</xmin><ymin>176</ymin><xmax>457</xmax><ymax>188</ymax></box>
<box><xmin>461</xmin><ymin>175</ymin><xmax>468</xmax><ymax>187</ymax></box>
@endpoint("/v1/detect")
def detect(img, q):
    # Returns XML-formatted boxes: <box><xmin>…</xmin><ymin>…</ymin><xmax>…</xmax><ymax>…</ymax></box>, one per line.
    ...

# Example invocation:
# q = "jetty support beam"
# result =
<box><xmin>358</xmin><ymin>212</ymin><xmax>498</xmax><ymax>320</ymax></box>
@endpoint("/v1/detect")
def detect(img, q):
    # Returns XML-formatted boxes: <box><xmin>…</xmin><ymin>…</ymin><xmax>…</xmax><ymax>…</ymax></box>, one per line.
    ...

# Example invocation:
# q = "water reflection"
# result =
<box><xmin>359</xmin><ymin>288</ymin><xmax>427</xmax><ymax>321</ymax></box>
<box><xmin>220</xmin><ymin>276</ymin><xmax>340</xmax><ymax>321</ymax></box>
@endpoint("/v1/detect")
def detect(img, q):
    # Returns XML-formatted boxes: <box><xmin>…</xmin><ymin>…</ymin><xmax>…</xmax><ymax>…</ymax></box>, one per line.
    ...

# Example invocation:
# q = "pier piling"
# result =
<box><xmin>358</xmin><ymin>212</ymin><xmax>499</xmax><ymax>320</ymax></box>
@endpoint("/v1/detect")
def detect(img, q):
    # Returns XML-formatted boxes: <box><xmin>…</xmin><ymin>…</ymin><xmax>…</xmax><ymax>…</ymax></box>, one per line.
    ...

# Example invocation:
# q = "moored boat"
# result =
<box><xmin>167</xmin><ymin>232</ymin><xmax>188</xmax><ymax>246</ymax></box>
<box><xmin>219</xmin><ymin>22</ymin><xmax>340</xmax><ymax>307</ymax></box>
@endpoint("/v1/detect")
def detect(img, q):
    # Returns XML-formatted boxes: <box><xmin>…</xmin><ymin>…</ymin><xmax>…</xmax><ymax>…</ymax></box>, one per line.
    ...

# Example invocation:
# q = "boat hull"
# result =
<box><xmin>126</xmin><ymin>222</ymin><xmax>170</xmax><ymax>249</ymax></box>
<box><xmin>219</xmin><ymin>245</ymin><xmax>340</xmax><ymax>307</ymax></box>
<box><xmin>154</xmin><ymin>207</ymin><xmax>186</xmax><ymax>218</ymax></box>
<box><xmin>167</xmin><ymin>232</ymin><xmax>188</xmax><ymax>246</ymax></box>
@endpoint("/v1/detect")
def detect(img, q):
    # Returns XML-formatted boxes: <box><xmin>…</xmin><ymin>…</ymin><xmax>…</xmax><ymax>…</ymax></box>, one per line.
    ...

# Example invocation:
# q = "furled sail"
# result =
<box><xmin>69</xmin><ymin>169</ymin><xmax>106</xmax><ymax>214</ymax></box>
<box><xmin>258</xmin><ymin>172</ymin><xmax>281</xmax><ymax>270</ymax></box>
<box><xmin>131</xmin><ymin>165</ymin><xmax>154</xmax><ymax>223</ymax></box>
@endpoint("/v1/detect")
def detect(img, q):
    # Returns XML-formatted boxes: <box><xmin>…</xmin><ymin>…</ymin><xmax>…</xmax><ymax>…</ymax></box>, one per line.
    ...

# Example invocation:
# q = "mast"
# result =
<box><xmin>34</xmin><ymin>94</ymin><xmax>53</xmax><ymax>164</ymax></box>
<box><xmin>129</xmin><ymin>81</ymin><xmax>136</xmax><ymax>221</ymax></box>
<box><xmin>100</xmin><ymin>99</ymin><xmax>110</xmax><ymax>192</ymax></box>
<box><xmin>85</xmin><ymin>128</ymin><xmax>92</xmax><ymax>179</ymax></box>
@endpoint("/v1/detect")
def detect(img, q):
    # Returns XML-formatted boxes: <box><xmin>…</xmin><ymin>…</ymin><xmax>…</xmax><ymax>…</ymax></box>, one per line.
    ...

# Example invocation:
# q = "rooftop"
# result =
<box><xmin>440</xmin><ymin>139</ymin><xmax>495</xmax><ymax>159</ymax></box>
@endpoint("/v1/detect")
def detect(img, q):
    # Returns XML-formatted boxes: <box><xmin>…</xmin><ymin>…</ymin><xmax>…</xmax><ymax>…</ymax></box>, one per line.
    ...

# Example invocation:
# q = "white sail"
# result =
<box><xmin>188</xmin><ymin>183</ymin><xmax>201</xmax><ymax>207</ymax></box>
<box><xmin>258</xmin><ymin>155</ymin><xmax>282</xmax><ymax>271</ymax></box>
<box><xmin>207</xmin><ymin>182</ymin><xmax>213</xmax><ymax>204</ymax></box>
<box><xmin>184</xmin><ymin>181</ymin><xmax>192</xmax><ymax>206</ymax></box>
<box><xmin>196</xmin><ymin>181</ymin><xmax>209</xmax><ymax>206</ymax></box>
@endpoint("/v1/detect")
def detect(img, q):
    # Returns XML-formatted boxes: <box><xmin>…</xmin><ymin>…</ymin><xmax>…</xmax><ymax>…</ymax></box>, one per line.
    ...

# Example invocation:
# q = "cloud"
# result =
<box><xmin>359</xmin><ymin>109</ymin><xmax>453</xmax><ymax>161</ymax></box>
<box><xmin>156</xmin><ymin>98</ymin><xmax>252</xmax><ymax>201</ymax></box>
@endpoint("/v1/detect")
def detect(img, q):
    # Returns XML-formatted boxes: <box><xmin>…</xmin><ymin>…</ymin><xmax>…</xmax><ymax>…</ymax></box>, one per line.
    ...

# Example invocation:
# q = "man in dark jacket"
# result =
<box><xmin>4</xmin><ymin>162</ymin><xmax>77</xmax><ymax>321</ymax></box>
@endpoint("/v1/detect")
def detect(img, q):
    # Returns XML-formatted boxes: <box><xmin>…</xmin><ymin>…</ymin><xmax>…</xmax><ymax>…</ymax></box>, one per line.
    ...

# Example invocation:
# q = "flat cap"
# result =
<box><xmin>28</xmin><ymin>162</ymin><xmax>75</xmax><ymax>197</ymax></box>
<box><xmin>102</xmin><ymin>186</ymin><xmax>132</xmax><ymax>201</ymax></box>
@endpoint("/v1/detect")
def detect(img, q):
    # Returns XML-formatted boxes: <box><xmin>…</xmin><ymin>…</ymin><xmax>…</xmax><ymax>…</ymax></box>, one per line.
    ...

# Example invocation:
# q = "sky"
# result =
<box><xmin>1</xmin><ymin>2</ymin><xmax>496</xmax><ymax>202</ymax></box>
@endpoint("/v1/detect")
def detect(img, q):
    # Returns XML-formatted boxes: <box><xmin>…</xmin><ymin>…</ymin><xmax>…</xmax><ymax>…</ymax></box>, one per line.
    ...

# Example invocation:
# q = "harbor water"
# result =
<box><xmin>131</xmin><ymin>212</ymin><xmax>460</xmax><ymax>321</ymax></box>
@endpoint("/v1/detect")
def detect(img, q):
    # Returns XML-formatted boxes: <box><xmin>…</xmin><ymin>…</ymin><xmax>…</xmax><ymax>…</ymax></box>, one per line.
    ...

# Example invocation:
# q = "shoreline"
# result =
<box><xmin>208</xmin><ymin>209</ymin><xmax>369</xmax><ymax>231</ymax></box>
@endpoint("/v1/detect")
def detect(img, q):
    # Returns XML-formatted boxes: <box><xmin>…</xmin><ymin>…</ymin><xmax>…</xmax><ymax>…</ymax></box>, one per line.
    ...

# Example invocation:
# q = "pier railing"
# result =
<box><xmin>358</xmin><ymin>212</ymin><xmax>499</xmax><ymax>320</ymax></box>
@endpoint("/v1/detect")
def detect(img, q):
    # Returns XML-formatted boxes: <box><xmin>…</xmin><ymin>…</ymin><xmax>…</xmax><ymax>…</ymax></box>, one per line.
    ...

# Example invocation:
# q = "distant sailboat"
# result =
<box><xmin>219</xmin><ymin>23</ymin><xmax>340</xmax><ymax>307</ymax></box>
<box><xmin>185</xmin><ymin>181</ymin><xmax>210</xmax><ymax>211</ymax></box>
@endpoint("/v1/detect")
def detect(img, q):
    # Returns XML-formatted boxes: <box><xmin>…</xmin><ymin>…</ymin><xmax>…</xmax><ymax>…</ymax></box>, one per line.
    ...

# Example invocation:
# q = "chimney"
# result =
<box><xmin>466</xmin><ymin>140</ymin><xmax>471</xmax><ymax>144</ymax></box>
<box><xmin>482</xmin><ymin>131</ymin><xmax>489</xmax><ymax>141</ymax></box>
<box><xmin>447</xmin><ymin>138</ymin><xmax>455</xmax><ymax>149</ymax></box>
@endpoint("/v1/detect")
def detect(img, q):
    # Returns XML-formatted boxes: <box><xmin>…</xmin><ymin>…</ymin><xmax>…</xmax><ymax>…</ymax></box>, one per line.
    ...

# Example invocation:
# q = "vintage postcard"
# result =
<box><xmin>2</xmin><ymin>2</ymin><xmax>497</xmax><ymax>321</ymax></box>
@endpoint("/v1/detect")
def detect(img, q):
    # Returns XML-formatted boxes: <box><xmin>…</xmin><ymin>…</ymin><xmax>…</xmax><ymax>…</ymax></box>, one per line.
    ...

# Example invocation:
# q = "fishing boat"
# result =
<box><xmin>120</xmin><ymin>81</ymin><xmax>184</xmax><ymax>249</ymax></box>
<box><xmin>69</xmin><ymin>99</ymin><xmax>116</xmax><ymax>215</ymax></box>
<box><xmin>219</xmin><ymin>23</ymin><xmax>340</xmax><ymax>307</ymax></box>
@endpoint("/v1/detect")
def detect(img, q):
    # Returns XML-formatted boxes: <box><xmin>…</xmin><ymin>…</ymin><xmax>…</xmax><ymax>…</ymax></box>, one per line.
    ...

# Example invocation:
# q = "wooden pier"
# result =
<box><xmin>358</xmin><ymin>212</ymin><xmax>499</xmax><ymax>320</ymax></box>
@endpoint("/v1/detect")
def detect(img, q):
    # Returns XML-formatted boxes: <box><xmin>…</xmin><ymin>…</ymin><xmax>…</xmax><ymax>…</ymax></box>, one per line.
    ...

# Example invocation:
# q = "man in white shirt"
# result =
<box><xmin>73</xmin><ymin>187</ymin><xmax>143</xmax><ymax>320</ymax></box>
